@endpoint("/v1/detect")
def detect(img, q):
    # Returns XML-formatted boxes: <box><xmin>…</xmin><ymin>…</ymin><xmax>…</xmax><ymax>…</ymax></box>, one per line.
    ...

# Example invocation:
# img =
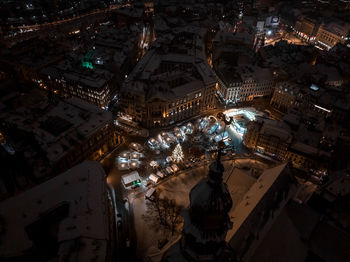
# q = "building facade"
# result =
<box><xmin>39</xmin><ymin>64</ymin><xmax>114</xmax><ymax>108</ymax></box>
<box><xmin>315</xmin><ymin>22</ymin><xmax>350</xmax><ymax>50</ymax></box>
<box><xmin>285</xmin><ymin>142</ymin><xmax>318</xmax><ymax>171</ymax></box>
<box><xmin>270</xmin><ymin>81</ymin><xmax>299</xmax><ymax>113</ymax></box>
<box><xmin>244</xmin><ymin>119</ymin><xmax>292</xmax><ymax>160</ymax></box>
<box><xmin>120</xmin><ymin>30</ymin><xmax>217</xmax><ymax>128</ymax></box>
<box><xmin>216</xmin><ymin>65</ymin><xmax>274</xmax><ymax>105</ymax></box>
<box><xmin>294</xmin><ymin>17</ymin><xmax>318</xmax><ymax>43</ymax></box>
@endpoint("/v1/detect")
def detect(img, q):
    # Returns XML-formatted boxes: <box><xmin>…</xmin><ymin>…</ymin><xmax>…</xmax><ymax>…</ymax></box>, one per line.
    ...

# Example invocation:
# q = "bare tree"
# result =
<box><xmin>142</xmin><ymin>195</ymin><xmax>166</xmax><ymax>232</ymax></box>
<box><xmin>143</xmin><ymin>195</ymin><xmax>183</xmax><ymax>235</ymax></box>
<box><xmin>163</xmin><ymin>197</ymin><xmax>183</xmax><ymax>235</ymax></box>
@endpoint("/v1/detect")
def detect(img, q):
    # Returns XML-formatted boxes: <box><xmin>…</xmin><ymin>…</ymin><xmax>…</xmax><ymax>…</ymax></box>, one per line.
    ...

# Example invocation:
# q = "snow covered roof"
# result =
<box><xmin>290</xmin><ymin>142</ymin><xmax>318</xmax><ymax>156</ymax></box>
<box><xmin>260</xmin><ymin>119</ymin><xmax>292</xmax><ymax>142</ymax></box>
<box><xmin>42</xmin><ymin>64</ymin><xmax>114</xmax><ymax>90</ymax></box>
<box><xmin>226</xmin><ymin>163</ymin><xmax>288</xmax><ymax>242</ymax></box>
<box><xmin>0</xmin><ymin>161</ymin><xmax>111</xmax><ymax>261</ymax></box>
<box><xmin>324</xmin><ymin>170</ymin><xmax>350</xmax><ymax>199</ymax></box>
<box><xmin>276</xmin><ymin>81</ymin><xmax>300</xmax><ymax>95</ymax></box>
<box><xmin>121</xmin><ymin>30</ymin><xmax>216</xmax><ymax>98</ymax></box>
<box><xmin>122</xmin><ymin>171</ymin><xmax>141</xmax><ymax>185</ymax></box>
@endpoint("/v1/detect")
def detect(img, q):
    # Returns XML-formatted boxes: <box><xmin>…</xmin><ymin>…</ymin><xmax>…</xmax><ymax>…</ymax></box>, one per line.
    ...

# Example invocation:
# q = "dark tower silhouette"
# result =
<box><xmin>162</xmin><ymin>147</ymin><xmax>234</xmax><ymax>261</ymax></box>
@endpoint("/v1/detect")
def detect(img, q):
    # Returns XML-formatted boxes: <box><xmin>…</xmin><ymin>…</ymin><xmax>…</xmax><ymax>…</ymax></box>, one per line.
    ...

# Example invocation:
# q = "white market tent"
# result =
<box><xmin>122</xmin><ymin>171</ymin><xmax>141</xmax><ymax>188</ymax></box>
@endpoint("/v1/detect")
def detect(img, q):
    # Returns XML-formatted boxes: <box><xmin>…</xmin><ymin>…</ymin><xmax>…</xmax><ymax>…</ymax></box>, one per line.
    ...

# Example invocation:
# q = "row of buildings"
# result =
<box><xmin>0</xmin><ymin>21</ymin><xmax>147</xmax><ymax>109</ymax></box>
<box><xmin>244</xmin><ymin>114</ymin><xmax>338</xmax><ymax>172</ymax></box>
<box><xmin>212</xmin><ymin>28</ymin><xmax>275</xmax><ymax>105</ymax></box>
<box><xmin>270</xmin><ymin>81</ymin><xmax>348</xmax><ymax>119</ymax></box>
<box><xmin>244</xmin><ymin>78</ymin><xmax>350</xmax><ymax>172</ymax></box>
<box><xmin>294</xmin><ymin>16</ymin><xmax>350</xmax><ymax>50</ymax></box>
<box><xmin>216</xmin><ymin>64</ymin><xmax>274</xmax><ymax>104</ymax></box>
<box><xmin>0</xmin><ymin>89</ymin><xmax>120</xmax><ymax>199</ymax></box>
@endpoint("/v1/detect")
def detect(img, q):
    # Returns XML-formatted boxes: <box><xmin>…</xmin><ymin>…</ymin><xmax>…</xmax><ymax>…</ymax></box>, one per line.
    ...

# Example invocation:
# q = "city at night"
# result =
<box><xmin>1</xmin><ymin>0</ymin><xmax>350</xmax><ymax>261</ymax></box>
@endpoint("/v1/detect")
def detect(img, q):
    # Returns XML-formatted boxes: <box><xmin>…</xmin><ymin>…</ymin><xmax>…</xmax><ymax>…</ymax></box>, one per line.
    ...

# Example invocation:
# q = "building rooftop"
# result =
<box><xmin>0</xmin><ymin>161</ymin><xmax>111</xmax><ymax>261</ymax></box>
<box><xmin>323</xmin><ymin>20</ymin><xmax>350</xmax><ymax>37</ymax></box>
<box><xmin>276</xmin><ymin>81</ymin><xmax>300</xmax><ymax>95</ymax></box>
<box><xmin>41</xmin><ymin>62</ymin><xmax>114</xmax><ymax>91</ymax></box>
<box><xmin>324</xmin><ymin>169</ymin><xmax>350</xmax><ymax>199</ymax></box>
<box><xmin>226</xmin><ymin>163</ymin><xmax>288</xmax><ymax>241</ymax></box>
<box><xmin>122</xmin><ymin>30</ymin><xmax>216</xmax><ymax>101</ymax></box>
<box><xmin>259</xmin><ymin>118</ymin><xmax>292</xmax><ymax>142</ymax></box>
<box><xmin>290</xmin><ymin>142</ymin><xmax>318</xmax><ymax>156</ymax></box>
<box><xmin>0</xmin><ymin>90</ymin><xmax>112</xmax><ymax>164</ymax></box>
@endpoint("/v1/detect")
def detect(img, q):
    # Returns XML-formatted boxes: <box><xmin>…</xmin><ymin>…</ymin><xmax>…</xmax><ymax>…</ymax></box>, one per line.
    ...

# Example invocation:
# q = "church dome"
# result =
<box><xmin>162</xmin><ymin>152</ymin><xmax>235</xmax><ymax>262</ymax></box>
<box><xmin>184</xmin><ymin>160</ymin><xmax>233</xmax><ymax>238</ymax></box>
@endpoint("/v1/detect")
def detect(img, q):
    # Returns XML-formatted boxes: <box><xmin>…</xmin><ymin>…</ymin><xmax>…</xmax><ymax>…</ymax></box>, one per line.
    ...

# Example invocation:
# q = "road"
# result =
<box><xmin>6</xmin><ymin>3</ymin><xmax>130</xmax><ymax>32</ymax></box>
<box><xmin>3</xmin><ymin>3</ymin><xmax>131</xmax><ymax>46</ymax></box>
<box><xmin>264</xmin><ymin>32</ymin><xmax>308</xmax><ymax>46</ymax></box>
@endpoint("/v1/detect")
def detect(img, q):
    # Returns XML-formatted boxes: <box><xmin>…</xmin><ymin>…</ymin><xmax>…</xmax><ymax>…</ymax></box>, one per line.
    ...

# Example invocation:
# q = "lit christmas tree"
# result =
<box><xmin>172</xmin><ymin>143</ymin><xmax>184</xmax><ymax>163</ymax></box>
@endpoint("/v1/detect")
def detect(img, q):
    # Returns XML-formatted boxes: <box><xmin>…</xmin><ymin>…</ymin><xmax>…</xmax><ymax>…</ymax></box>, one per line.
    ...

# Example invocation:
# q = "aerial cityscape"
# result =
<box><xmin>0</xmin><ymin>0</ymin><xmax>350</xmax><ymax>261</ymax></box>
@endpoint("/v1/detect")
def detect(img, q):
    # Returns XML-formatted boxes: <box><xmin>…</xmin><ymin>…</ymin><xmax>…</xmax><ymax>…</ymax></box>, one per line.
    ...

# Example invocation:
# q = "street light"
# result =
<box><xmin>217</xmin><ymin>112</ymin><xmax>233</xmax><ymax>133</ymax></box>
<box><xmin>216</xmin><ymin>112</ymin><xmax>234</xmax><ymax>157</ymax></box>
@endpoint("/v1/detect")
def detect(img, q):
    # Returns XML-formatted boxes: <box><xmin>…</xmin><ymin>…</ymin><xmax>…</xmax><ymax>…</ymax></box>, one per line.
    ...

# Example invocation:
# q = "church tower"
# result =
<box><xmin>162</xmin><ymin>151</ymin><xmax>233</xmax><ymax>261</ymax></box>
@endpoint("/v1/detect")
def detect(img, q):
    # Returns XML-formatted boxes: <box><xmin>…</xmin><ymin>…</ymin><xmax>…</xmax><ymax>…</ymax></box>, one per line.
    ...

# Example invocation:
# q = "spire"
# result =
<box><xmin>208</xmin><ymin>140</ymin><xmax>225</xmax><ymax>183</ymax></box>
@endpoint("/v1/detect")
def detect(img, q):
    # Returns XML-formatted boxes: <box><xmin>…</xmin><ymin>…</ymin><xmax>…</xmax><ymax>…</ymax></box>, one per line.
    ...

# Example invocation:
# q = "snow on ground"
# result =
<box><xmin>132</xmin><ymin>158</ymin><xmax>268</xmax><ymax>261</ymax></box>
<box><xmin>225</xmin><ymin>168</ymin><xmax>257</xmax><ymax>207</ymax></box>
<box><xmin>133</xmin><ymin>165</ymin><xmax>209</xmax><ymax>261</ymax></box>
<box><xmin>132</xmin><ymin>196</ymin><xmax>181</xmax><ymax>261</ymax></box>
<box><xmin>157</xmin><ymin>165</ymin><xmax>208</xmax><ymax>207</ymax></box>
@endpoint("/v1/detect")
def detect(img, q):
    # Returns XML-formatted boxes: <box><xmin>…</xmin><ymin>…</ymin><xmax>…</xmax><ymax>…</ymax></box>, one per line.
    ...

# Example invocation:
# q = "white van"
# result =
<box><xmin>149</xmin><ymin>173</ymin><xmax>160</xmax><ymax>184</ymax></box>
